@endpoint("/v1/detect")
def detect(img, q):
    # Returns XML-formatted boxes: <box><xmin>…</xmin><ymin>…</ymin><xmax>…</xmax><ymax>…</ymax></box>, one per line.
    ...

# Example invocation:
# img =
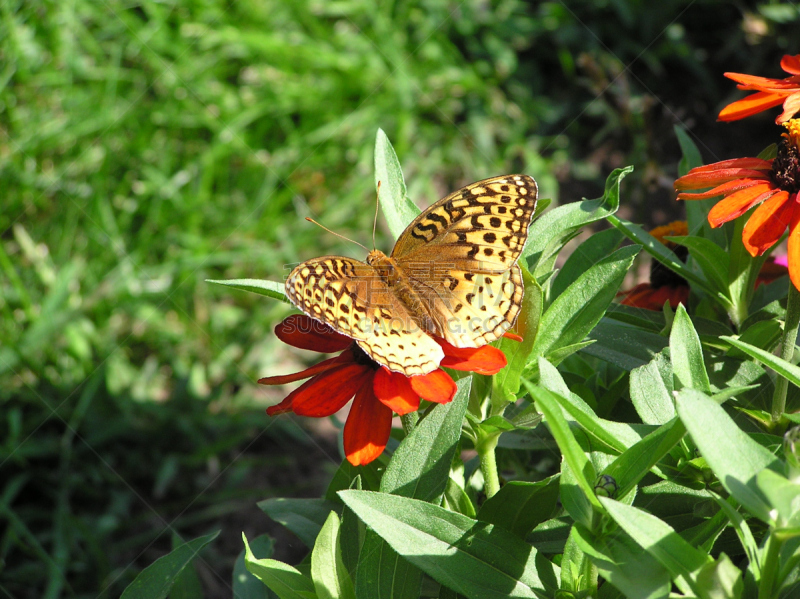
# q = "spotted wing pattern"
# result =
<box><xmin>285</xmin><ymin>257</ymin><xmax>444</xmax><ymax>376</ymax></box>
<box><xmin>392</xmin><ymin>175</ymin><xmax>537</xmax><ymax>272</ymax></box>
<box><xmin>391</xmin><ymin>175</ymin><xmax>536</xmax><ymax>347</ymax></box>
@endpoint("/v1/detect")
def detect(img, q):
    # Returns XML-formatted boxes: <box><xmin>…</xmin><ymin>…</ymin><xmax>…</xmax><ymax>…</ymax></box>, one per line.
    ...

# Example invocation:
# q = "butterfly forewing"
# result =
<box><xmin>391</xmin><ymin>175</ymin><xmax>538</xmax><ymax>272</ymax></box>
<box><xmin>285</xmin><ymin>257</ymin><xmax>444</xmax><ymax>376</ymax></box>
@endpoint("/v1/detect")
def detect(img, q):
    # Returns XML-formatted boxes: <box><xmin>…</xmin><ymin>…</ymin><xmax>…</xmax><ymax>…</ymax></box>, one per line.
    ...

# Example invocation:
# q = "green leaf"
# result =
<box><xmin>243</xmin><ymin>534</ymin><xmax>317</xmax><ymax>599</ymax></box>
<box><xmin>325</xmin><ymin>459</ymin><xmax>384</xmax><ymax>502</ymax></box>
<box><xmin>532</xmin><ymin>245</ymin><xmax>640</xmax><ymax>363</ymax></box>
<box><xmin>168</xmin><ymin>532</ymin><xmax>203</xmax><ymax>599</ymax></box>
<box><xmin>524</xmin><ymin>379</ymin><xmax>601</xmax><ymax>512</ymax></box>
<box><xmin>602</xmin><ymin>417</ymin><xmax>686</xmax><ymax>498</ymax></box>
<box><xmin>756</xmin><ymin>468</ymin><xmax>800</xmax><ymax>526</ymax></box>
<box><xmin>120</xmin><ymin>531</ymin><xmax>220</xmax><ymax>599</ymax></box>
<box><xmin>311</xmin><ymin>512</ymin><xmax>355</xmax><ymax>599</ymax></box>
<box><xmin>551</xmin><ymin>228</ymin><xmax>624</xmax><ymax>300</ymax></box>
<box><xmin>607</xmin><ymin>216</ymin><xmax>730</xmax><ymax>307</ymax></box>
<box><xmin>711</xmin><ymin>495</ymin><xmax>760</xmax><ymax>577</ymax></box>
<box><xmin>726</xmin><ymin>320</ymin><xmax>782</xmax><ymax>358</ymax></box>
<box><xmin>630</xmin><ymin>352</ymin><xmax>675</xmax><ymax>425</ymax></box>
<box><xmin>600</xmin><ymin>497</ymin><xmax>710</xmax><ymax>596</ymax></box>
<box><xmin>670</xmin><ymin>304</ymin><xmax>711</xmax><ymax>393</ymax></box>
<box><xmin>722</xmin><ymin>335</ymin><xmax>800</xmax><ymax>389</ymax></box>
<box><xmin>666</xmin><ymin>235</ymin><xmax>731</xmax><ymax>300</ymax></box>
<box><xmin>443</xmin><ymin>478</ymin><xmax>477</xmax><ymax>518</ymax></box>
<box><xmin>524</xmin><ymin>167</ymin><xmax>631</xmax><ymax>276</ymax></box>
<box><xmin>493</xmin><ymin>266</ymin><xmax>542</xmax><ymax>402</ymax></box>
<box><xmin>355</xmin><ymin>378</ymin><xmax>471</xmax><ymax>599</ymax></box>
<box><xmin>233</xmin><ymin>535</ymin><xmax>276</xmax><ymax>599</ymax></box>
<box><xmin>206</xmin><ymin>278</ymin><xmax>289</xmax><ymax>303</ymax></box>
<box><xmin>477</xmin><ymin>475</ymin><xmax>559</xmax><ymax>538</ymax></box>
<box><xmin>572</xmin><ymin>524</ymin><xmax>671</xmax><ymax>599</ymax></box>
<box><xmin>675</xmin><ymin>389</ymin><xmax>780</xmax><ymax>522</ymax></box>
<box><xmin>374</xmin><ymin>129</ymin><xmax>419</xmax><ymax>240</ymax></box>
<box><xmin>339</xmin><ymin>490</ymin><xmax>555</xmax><ymax>599</ymax></box>
<box><xmin>695</xmin><ymin>554</ymin><xmax>743</xmax><ymax>599</ymax></box>
<box><xmin>258</xmin><ymin>498</ymin><xmax>341</xmax><ymax>548</ymax></box>
<box><xmin>675</xmin><ymin>125</ymin><xmax>703</xmax><ymax>176</ymax></box>
<box><xmin>584</xmin><ymin>319</ymin><xmax>668</xmax><ymax>370</ymax></box>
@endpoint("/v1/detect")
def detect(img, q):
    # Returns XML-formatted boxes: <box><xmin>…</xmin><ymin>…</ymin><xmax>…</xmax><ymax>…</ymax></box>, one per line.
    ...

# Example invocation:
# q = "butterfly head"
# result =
<box><xmin>366</xmin><ymin>249</ymin><xmax>389</xmax><ymax>267</ymax></box>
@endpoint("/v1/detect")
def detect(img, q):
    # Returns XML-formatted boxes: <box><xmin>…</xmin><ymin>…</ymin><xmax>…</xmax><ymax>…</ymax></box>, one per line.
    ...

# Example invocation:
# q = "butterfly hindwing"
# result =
<box><xmin>285</xmin><ymin>257</ymin><xmax>444</xmax><ymax>376</ymax></box>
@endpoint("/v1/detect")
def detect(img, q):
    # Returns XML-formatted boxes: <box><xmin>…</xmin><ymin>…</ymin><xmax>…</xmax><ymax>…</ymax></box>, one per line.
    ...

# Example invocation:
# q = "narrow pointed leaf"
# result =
<box><xmin>206</xmin><ymin>279</ymin><xmax>288</xmax><ymax>303</ymax></box>
<box><xmin>670</xmin><ymin>305</ymin><xmax>711</xmax><ymax>393</ymax></box>
<box><xmin>311</xmin><ymin>512</ymin><xmax>355</xmax><ymax>599</ymax></box>
<box><xmin>243</xmin><ymin>534</ymin><xmax>317</xmax><ymax>599</ymax></box>
<box><xmin>374</xmin><ymin>129</ymin><xmax>419</xmax><ymax>240</ymax></box>
<box><xmin>258</xmin><ymin>498</ymin><xmax>341</xmax><ymax>548</ymax></box>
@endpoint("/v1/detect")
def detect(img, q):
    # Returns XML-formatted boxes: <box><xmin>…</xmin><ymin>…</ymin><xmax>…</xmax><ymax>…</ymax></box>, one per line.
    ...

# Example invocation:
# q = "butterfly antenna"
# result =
<box><xmin>372</xmin><ymin>181</ymin><xmax>381</xmax><ymax>251</ymax></box>
<box><xmin>305</xmin><ymin>218</ymin><xmax>369</xmax><ymax>252</ymax></box>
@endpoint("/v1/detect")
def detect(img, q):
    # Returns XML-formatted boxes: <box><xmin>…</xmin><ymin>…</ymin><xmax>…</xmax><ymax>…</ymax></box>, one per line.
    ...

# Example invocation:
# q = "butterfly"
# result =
<box><xmin>285</xmin><ymin>174</ymin><xmax>538</xmax><ymax>376</ymax></box>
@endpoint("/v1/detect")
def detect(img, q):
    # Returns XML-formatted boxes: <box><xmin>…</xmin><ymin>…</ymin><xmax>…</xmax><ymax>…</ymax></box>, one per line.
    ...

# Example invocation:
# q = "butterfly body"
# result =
<box><xmin>286</xmin><ymin>174</ymin><xmax>538</xmax><ymax>376</ymax></box>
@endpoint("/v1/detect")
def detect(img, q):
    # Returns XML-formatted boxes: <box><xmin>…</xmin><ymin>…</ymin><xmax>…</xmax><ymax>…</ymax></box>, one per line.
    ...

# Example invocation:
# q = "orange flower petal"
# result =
<box><xmin>437</xmin><ymin>340</ymin><xmax>508</xmax><ymax>375</ymax></box>
<box><xmin>707</xmin><ymin>184</ymin><xmax>778</xmax><ymax>228</ymax></box>
<box><xmin>409</xmin><ymin>369</ymin><xmax>457</xmax><ymax>404</ymax></box>
<box><xmin>676</xmin><ymin>178</ymin><xmax>765</xmax><ymax>200</ymax></box>
<box><xmin>344</xmin><ymin>380</ymin><xmax>393</xmax><ymax>466</ymax></box>
<box><xmin>674</xmin><ymin>168</ymin><xmax>771</xmax><ymax>190</ymax></box>
<box><xmin>718</xmin><ymin>91</ymin><xmax>787</xmax><ymax>122</ymax></box>
<box><xmin>781</xmin><ymin>55</ymin><xmax>800</xmax><ymax>76</ymax></box>
<box><xmin>776</xmin><ymin>92</ymin><xmax>800</xmax><ymax>124</ymax></box>
<box><xmin>258</xmin><ymin>352</ymin><xmax>352</xmax><ymax>385</ymax></box>
<box><xmin>373</xmin><ymin>367</ymin><xmax>420</xmax><ymax>416</ymax></box>
<box><xmin>723</xmin><ymin>72</ymin><xmax>799</xmax><ymax>91</ymax></box>
<box><xmin>290</xmin><ymin>363</ymin><xmax>373</xmax><ymax>417</ymax></box>
<box><xmin>742</xmin><ymin>191</ymin><xmax>792</xmax><ymax>256</ymax></box>
<box><xmin>275</xmin><ymin>314</ymin><xmax>352</xmax><ymax>353</ymax></box>
<box><xmin>503</xmin><ymin>331</ymin><xmax>524</xmax><ymax>342</ymax></box>
<box><xmin>788</xmin><ymin>208</ymin><xmax>800</xmax><ymax>292</ymax></box>
<box><xmin>686</xmin><ymin>158</ymin><xmax>773</xmax><ymax>174</ymax></box>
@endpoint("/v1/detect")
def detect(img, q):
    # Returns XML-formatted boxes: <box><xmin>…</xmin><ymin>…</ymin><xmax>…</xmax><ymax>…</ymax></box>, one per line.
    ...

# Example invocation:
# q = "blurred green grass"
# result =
<box><xmin>1</xmin><ymin>0</ymin><xmax>797</xmax><ymax>597</ymax></box>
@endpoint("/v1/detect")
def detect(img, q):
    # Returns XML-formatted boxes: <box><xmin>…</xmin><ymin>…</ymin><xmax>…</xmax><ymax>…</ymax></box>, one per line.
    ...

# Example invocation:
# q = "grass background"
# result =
<box><xmin>1</xmin><ymin>1</ymin><xmax>798</xmax><ymax>597</ymax></box>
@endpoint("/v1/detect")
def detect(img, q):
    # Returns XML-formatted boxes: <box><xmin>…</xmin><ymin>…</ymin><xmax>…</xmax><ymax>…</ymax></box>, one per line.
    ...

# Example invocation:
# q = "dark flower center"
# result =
<box><xmin>650</xmin><ymin>245</ymin><xmax>688</xmax><ymax>289</ymax></box>
<box><xmin>350</xmin><ymin>342</ymin><xmax>380</xmax><ymax>369</ymax></box>
<box><xmin>771</xmin><ymin>137</ymin><xmax>800</xmax><ymax>194</ymax></box>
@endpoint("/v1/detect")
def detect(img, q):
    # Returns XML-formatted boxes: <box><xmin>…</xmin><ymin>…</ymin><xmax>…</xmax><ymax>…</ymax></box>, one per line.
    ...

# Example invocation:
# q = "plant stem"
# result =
<box><xmin>758</xmin><ymin>532</ymin><xmax>783</xmax><ymax>599</ymax></box>
<box><xmin>477</xmin><ymin>435</ymin><xmax>500</xmax><ymax>499</ymax></box>
<box><xmin>400</xmin><ymin>412</ymin><xmax>418</xmax><ymax>436</ymax></box>
<box><xmin>772</xmin><ymin>282</ymin><xmax>800</xmax><ymax>424</ymax></box>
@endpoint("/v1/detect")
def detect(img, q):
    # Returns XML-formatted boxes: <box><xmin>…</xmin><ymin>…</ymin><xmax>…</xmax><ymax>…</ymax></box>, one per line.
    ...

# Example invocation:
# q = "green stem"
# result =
<box><xmin>400</xmin><ymin>412</ymin><xmax>418</xmax><ymax>436</ymax></box>
<box><xmin>758</xmin><ymin>532</ymin><xmax>783</xmax><ymax>599</ymax></box>
<box><xmin>772</xmin><ymin>282</ymin><xmax>800</xmax><ymax>424</ymax></box>
<box><xmin>477</xmin><ymin>435</ymin><xmax>500</xmax><ymax>499</ymax></box>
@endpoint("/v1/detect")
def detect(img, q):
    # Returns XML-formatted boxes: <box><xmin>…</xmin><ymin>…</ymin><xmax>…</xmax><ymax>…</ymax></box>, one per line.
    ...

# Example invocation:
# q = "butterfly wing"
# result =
<box><xmin>285</xmin><ymin>256</ymin><xmax>444</xmax><ymax>376</ymax></box>
<box><xmin>389</xmin><ymin>175</ymin><xmax>536</xmax><ymax>348</ymax></box>
<box><xmin>391</xmin><ymin>174</ymin><xmax>537</xmax><ymax>272</ymax></box>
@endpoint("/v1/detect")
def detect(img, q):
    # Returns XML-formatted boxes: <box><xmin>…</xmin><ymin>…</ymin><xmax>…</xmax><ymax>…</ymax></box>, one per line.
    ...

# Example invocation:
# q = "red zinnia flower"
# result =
<box><xmin>719</xmin><ymin>54</ymin><xmax>800</xmax><ymax>124</ymax></box>
<box><xmin>675</xmin><ymin>119</ymin><xmax>800</xmax><ymax>290</ymax></box>
<box><xmin>618</xmin><ymin>221</ymin><xmax>691</xmax><ymax>310</ymax></box>
<box><xmin>259</xmin><ymin>314</ymin><xmax>508</xmax><ymax>466</ymax></box>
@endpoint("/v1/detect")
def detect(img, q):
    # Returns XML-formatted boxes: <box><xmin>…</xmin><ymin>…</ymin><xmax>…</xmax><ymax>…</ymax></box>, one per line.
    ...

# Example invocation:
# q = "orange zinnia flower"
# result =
<box><xmin>719</xmin><ymin>54</ymin><xmax>800</xmax><ymax>123</ymax></box>
<box><xmin>618</xmin><ymin>221</ymin><xmax>691</xmax><ymax>310</ymax></box>
<box><xmin>259</xmin><ymin>314</ymin><xmax>508</xmax><ymax>465</ymax></box>
<box><xmin>675</xmin><ymin>119</ymin><xmax>800</xmax><ymax>290</ymax></box>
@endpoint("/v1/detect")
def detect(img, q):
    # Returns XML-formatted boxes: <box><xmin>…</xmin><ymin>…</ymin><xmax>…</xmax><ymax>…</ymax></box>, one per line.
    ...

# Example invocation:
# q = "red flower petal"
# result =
<box><xmin>619</xmin><ymin>283</ymin><xmax>688</xmax><ymax>311</ymax></box>
<box><xmin>290</xmin><ymin>363</ymin><xmax>373</xmax><ymax>417</ymax></box>
<box><xmin>676</xmin><ymin>178</ymin><xmax>766</xmax><ymax>201</ymax></box>
<box><xmin>344</xmin><ymin>379</ymin><xmax>393</xmax><ymax>466</ymax></box>
<box><xmin>373</xmin><ymin>367</ymin><xmax>420</xmax><ymax>415</ymax></box>
<box><xmin>674</xmin><ymin>168</ymin><xmax>771</xmax><ymax>190</ymax></box>
<box><xmin>742</xmin><ymin>191</ymin><xmax>792</xmax><ymax>256</ymax></box>
<box><xmin>781</xmin><ymin>55</ymin><xmax>800</xmax><ymax>76</ymax></box>
<box><xmin>788</xmin><ymin>207</ymin><xmax>800</xmax><ymax>292</ymax></box>
<box><xmin>409</xmin><ymin>369</ymin><xmax>457</xmax><ymax>404</ymax></box>
<box><xmin>275</xmin><ymin>314</ymin><xmax>352</xmax><ymax>353</ymax></box>
<box><xmin>708</xmin><ymin>184</ymin><xmax>778</xmax><ymax>228</ymax></box>
<box><xmin>718</xmin><ymin>91</ymin><xmax>787</xmax><ymax>122</ymax></box>
<box><xmin>266</xmin><ymin>394</ymin><xmax>295</xmax><ymax>416</ymax></box>
<box><xmin>258</xmin><ymin>352</ymin><xmax>353</xmax><ymax>385</ymax></box>
<box><xmin>503</xmin><ymin>331</ymin><xmax>524</xmax><ymax>342</ymax></box>
<box><xmin>436</xmin><ymin>338</ymin><xmax>508</xmax><ymax>375</ymax></box>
